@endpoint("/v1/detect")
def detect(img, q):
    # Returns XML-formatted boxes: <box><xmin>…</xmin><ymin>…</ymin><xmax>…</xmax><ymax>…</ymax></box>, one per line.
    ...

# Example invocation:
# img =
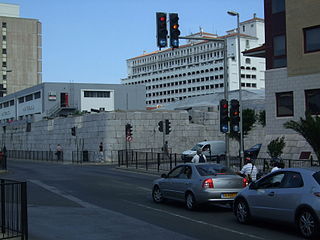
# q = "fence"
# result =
<box><xmin>118</xmin><ymin>149</ymin><xmax>319</xmax><ymax>173</ymax></box>
<box><xmin>8</xmin><ymin>150</ymin><xmax>63</xmax><ymax>163</ymax></box>
<box><xmin>0</xmin><ymin>179</ymin><xmax>28</xmax><ymax>240</ymax></box>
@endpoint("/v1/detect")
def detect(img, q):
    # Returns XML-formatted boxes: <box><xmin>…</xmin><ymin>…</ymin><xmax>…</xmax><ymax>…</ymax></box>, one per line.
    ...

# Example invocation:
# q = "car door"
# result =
<box><xmin>160</xmin><ymin>166</ymin><xmax>185</xmax><ymax>199</ymax></box>
<box><xmin>246</xmin><ymin>171</ymin><xmax>285</xmax><ymax>219</ymax></box>
<box><xmin>170</xmin><ymin>166</ymin><xmax>193</xmax><ymax>201</ymax></box>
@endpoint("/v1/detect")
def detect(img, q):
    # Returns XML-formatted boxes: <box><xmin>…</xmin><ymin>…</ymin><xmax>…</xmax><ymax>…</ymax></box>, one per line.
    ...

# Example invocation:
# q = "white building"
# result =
<box><xmin>122</xmin><ymin>15</ymin><xmax>265</xmax><ymax>109</ymax></box>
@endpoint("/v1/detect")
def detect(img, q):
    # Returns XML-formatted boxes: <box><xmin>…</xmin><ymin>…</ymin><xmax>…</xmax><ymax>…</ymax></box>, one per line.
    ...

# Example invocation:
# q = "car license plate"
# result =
<box><xmin>221</xmin><ymin>193</ymin><xmax>237</xmax><ymax>199</ymax></box>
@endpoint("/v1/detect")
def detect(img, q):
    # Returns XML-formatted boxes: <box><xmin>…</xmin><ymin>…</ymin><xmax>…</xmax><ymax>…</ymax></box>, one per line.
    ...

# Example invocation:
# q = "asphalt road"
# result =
<box><xmin>2</xmin><ymin>160</ymin><xmax>305</xmax><ymax>240</ymax></box>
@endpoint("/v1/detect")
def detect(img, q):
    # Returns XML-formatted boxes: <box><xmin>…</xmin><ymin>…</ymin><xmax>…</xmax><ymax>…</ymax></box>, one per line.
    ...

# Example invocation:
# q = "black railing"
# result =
<box><xmin>118</xmin><ymin>149</ymin><xmax>318</xmax><ymax>173</ymax></box>
<box><xmin>7</xmin><ymin>150</ymin><xmax>63</xmax><ymax>162</ymax></box>
<box><xmin>0</xmin><ymin>179</ymin><xmax>28</xmax><ymax>240</ymax></box>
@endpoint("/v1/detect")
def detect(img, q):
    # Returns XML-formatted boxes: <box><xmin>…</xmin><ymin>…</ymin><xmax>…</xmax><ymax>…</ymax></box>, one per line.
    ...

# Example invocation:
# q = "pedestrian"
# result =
<box><xmin>56</xmin><ymin>144</ymin><xmax>63</xmax><ymax>161</ymax></box>
<box><xmin>98</xmin><ymin>142</ymin><xmax>104</xmax><ymax>162</ymax></box>
<box><xmin>191</xmin><ymin>149</ymin><xmax>207</xmax><ymax>163</ymax></box>
<box><xmin>237</xmin><ymin>157</ymin><xmax>258</xmax><ymax>182</ymax></box>
<box><xmin>271</xmin><ymin>159</ymin><xmax>284</xmax><ymax>172</ymax></box>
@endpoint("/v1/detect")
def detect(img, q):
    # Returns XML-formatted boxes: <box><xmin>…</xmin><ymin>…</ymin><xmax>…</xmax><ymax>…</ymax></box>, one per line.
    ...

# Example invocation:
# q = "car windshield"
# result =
<box><xmin>196</xmin><ymin>164</ymin><xmax>234</xmax><ymax>176</ymax></box>
<box><xmin>191</xmin><ymin>144</ymin><xmax>203</xmax><ymax>151</ymax></box>
<box><xmin>313</xmin><ymin>171</ymin><xmax>320</xmax><ymax>185</ymax></box>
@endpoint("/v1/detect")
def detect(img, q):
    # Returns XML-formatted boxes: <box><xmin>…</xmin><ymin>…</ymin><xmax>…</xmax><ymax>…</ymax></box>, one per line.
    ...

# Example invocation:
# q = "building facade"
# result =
<box><xmin>0</xmin><ymin>82</ymin><xmax>145</xmax><ymax>123</ymax></box>
<box><xmin>0</xmin><ymin>3</ymin><xmax>42</xmax><ymax>97</ymax></box>
<box><xmin>264</xmin><ymin>0</ymin><xmax>320</xmax><ymax>135</ymax></box>
<box><xmin>122</xmin><ymin>15</ymin><xmax>265</xmax><ymax>109</ymax></box>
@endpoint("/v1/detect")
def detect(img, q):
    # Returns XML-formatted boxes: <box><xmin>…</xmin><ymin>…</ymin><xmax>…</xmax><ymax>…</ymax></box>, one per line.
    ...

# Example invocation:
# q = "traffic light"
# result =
<box><xmin>71</xmin><ymin>127</ymin><xmax>76</xmax><ymax>136</ymax></box>
<box><xmin>230</xmin><ymin>99</ymin><xmax>240</xmax><ymax>133</ymax></box>
<box><xmin>125</xmin><ymin>123</ymin><xmax>133</xmax><ymax>137</ymax></box>
<box><xmin>219</xmin><ymin>99</ymin><xmax>229</xmax><ymax>133</ymax></box>
<box><xmin>165</xmin><ymin>119</ymin><xmax>171</xmax><ymax>135</ymax></box>
<box><xmin>158</xmin><ymin>120</ymin><xmax>163</xmax><ymax>132</ymax></box>
<box><xmin>169</xmin><ymin>13</ymin><xmax>180</xmax><ymax>48</ymax></box>
<box><xmin>156</xmin><ymin>12</ymin><xmax>168</xmax><ymax>48</ymax></box>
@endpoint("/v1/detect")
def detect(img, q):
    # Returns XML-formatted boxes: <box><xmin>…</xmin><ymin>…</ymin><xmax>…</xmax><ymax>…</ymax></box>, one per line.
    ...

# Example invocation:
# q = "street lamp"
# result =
<box><xmin>228</xmin><ymin>10</ymin><xmax>244</xmax><ymax>164</ymax></box>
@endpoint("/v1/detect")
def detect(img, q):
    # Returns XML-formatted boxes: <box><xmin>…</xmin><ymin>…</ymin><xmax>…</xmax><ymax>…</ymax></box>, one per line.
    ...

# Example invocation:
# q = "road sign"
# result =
<box><xmin>126</xmin><ymin>135</ymin><xmax>132</xmax><ymax>142</ymax></box>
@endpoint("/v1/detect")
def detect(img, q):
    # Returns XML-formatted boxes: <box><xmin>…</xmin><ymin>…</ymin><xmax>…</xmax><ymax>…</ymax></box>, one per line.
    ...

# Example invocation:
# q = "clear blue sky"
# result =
<box><xmin>3</xmin><ymin>0</ymin><xmax>264</xmax><ymax>84</ymax></box>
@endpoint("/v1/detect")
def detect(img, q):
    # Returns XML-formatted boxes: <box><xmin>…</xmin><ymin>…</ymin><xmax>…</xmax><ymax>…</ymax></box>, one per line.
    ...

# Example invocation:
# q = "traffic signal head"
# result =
<box><xmin>125</xmin><ymin>123</ymin><xmax>133</xmax><ymax>137</ymax></box>
<box><xmin>169</xmin><ymin>13</ymin><xmax>180</xmax><ymax>48</ymax></box>
<box><xmin>219</xmin><ymin>99</ymin><xmax>229</xmax><ymax>133</ymax></box>
<box><xmin>158</xmin><ymin>120</ymin><xmax>163</xmax><ymax>132</ymax></box>
<box><xmin>165</xmin><ymin>119</ymin><xmax>171</xmax><ymax>135</ymax></box>
<box><xmin>230</xmin><ymin>99</ymin><xmax>240</xmax><ymax>133</ymax></box>
<box><xmin>156</xmin><ymin>12</ymin><xmax>168</xmax><ymax>48</ymax></box>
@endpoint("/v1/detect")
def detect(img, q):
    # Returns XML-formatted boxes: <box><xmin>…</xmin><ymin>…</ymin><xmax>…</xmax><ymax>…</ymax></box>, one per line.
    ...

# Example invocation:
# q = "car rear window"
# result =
<box><xmin>196</xmin><ymin>164</ymin><xmax>234</xmax><ymax>176</ymax></box>
<box><xmin>313</xmin><ymin>171</ymin><xmax>320</xmax><ymax>185</ymax></box>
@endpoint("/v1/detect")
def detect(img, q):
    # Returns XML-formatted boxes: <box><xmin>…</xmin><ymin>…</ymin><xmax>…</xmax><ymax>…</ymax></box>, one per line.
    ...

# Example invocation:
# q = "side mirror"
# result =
<box><xmin>161</xmin><ymin>173</ymin><xmax>167</xmax><ymax>178</ymax></box>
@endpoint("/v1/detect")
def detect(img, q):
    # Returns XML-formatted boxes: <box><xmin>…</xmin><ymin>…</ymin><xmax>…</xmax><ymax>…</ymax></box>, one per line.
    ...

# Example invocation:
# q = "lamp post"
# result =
<box><xmin>227</xmin><ymin>10</ymin><xmax>244</xmax><ymax>165</ymax></box>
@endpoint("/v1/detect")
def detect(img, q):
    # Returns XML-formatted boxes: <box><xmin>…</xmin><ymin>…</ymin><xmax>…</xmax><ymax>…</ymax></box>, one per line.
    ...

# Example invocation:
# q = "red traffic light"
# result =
<box><xmin>160</xmin><ymin>16</ymin><xmax>166</xmax><ymax>22</ymax></box>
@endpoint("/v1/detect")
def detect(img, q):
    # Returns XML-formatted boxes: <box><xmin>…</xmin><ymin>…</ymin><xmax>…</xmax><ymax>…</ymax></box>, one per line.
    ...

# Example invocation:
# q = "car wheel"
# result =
<box><xmin>185</xmin><ymin>192</ymin><xmax>197</xmax><ymax>210</ymax></box>
<box><xmin>234</xmin><ymin>199</ymin><xmax>251</xmax><ymax>224</ymax></box>
<box><xmin>297</xmin><ymin>209</ymin><xmax>319</xmax><ymax>238</ymax></box>
<box><xmin>152</xmin><ymin>185</ymin><xmax>164</xmax><ymax>203</ymax></box>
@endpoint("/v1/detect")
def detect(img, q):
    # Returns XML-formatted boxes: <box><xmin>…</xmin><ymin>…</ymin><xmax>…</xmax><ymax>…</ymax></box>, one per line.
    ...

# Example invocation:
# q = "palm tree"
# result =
<box><xmin>283</xmin><ymin>113</ymin><xmax>320</xmax><ymax>163</ymax></box>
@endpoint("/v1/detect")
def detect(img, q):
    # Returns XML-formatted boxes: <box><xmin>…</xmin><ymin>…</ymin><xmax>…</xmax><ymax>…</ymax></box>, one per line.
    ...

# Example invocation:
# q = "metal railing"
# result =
<box><xmin>0</xmin><ymin>179</ymin><xmax>28</xmax><ymax>240</ymax></box>
<box><xmin>118</xmin><ymin>149</ymin><xmax>319</xmax><ymax>173</ymax></box>
<box><xmin>7</xmin><ymin>150</ymin><xmax>63</xmax><ymax>162</ymax></box>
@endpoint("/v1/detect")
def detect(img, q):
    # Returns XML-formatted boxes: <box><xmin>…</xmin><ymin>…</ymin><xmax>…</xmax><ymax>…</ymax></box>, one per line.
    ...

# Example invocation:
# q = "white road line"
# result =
<box><xmin>136</xmin><ymin>186</ymin><xmax>150</xmax><ymax>192</ymax></box>
<box><xmin>124</xmin><ymin>200</ymin><xmax>265</xmax><ymax>240</ymax></box>
<box><xmin>29</xmin><ymin>179</ymin><xmax>100</xmax><ymax>209</ymax></box>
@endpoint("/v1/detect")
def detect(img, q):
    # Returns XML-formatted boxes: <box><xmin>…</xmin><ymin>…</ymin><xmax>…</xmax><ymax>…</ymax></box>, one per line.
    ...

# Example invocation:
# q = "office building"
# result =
<box><xmin>122</xmin><ymin>15</ymin><xmax>265</xmax><ymax>109</ymax></box>
<box><xmin>0</xmin><ymin>3</ymin><xmax>42</xmax><ymax>97</ymax></box>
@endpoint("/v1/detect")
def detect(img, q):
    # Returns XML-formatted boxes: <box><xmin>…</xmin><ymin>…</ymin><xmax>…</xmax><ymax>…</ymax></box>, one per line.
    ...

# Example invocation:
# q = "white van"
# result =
<box><xmin>181</xmin><ymin>140</ymin><xmax>226</xmax><ymax>162</ymax></box>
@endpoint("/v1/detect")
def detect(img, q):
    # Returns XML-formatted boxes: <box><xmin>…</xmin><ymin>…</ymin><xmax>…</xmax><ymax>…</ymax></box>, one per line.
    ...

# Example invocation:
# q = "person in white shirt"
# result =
<box><xmin>191</xmin><ymin>149</ymin><xmax>207</xmax><ymax>163</ymax></box>
<box><xmin>238</xmin><ymin>157</ymin><xmax>258</xmax><ymax>181</ymax></box>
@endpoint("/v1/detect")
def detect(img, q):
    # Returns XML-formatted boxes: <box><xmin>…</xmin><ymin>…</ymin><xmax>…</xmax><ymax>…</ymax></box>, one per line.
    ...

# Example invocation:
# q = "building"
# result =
<box><xmin>0</xmin><ymin>82</ymin><xmax>145</xmax><ymax>123</ymax></box>
<box><xmin>263</xmin><ymin>0</ymin><xmax>320</xmax><ymax>136</ymax></box>
<box><xmin>122</xmin><ymin>15</ymin><xmax>265</xmax><ymax>109</ymax></box>
<box><xmin>0</xmin><ymin>3</ymin><xmax>42</xmax><ymax>97</ymax></box>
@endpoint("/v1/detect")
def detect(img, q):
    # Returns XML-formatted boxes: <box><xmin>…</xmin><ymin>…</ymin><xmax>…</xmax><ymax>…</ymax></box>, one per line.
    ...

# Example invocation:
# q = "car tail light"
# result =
<box><xmin>314</xmin><ymin>192</ymin><xmax>320</xmax><ymax>197</ymax></box>
<box><xmin>242</xmin><ymin>177</ymin><xmax>249</xmax><ymax>187</ymax></box>
<box><xmin>202</xmin><ymin>178</ymin><xmax>214</xmax><ymax>188</ymax></box>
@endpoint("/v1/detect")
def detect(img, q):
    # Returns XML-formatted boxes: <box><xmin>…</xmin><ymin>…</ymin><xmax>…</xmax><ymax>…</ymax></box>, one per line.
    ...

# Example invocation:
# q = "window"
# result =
<box><xmin>304</xmin><ymin>25</ymin><xmax>320</xmax><ymax>53</ymax></box>
<box><xmin>9</xmin><ymin>100</ymin><xmax>14</xmax><ymax>106</ymax></box>
<box><xmin>18</xmin><ymin>97</ymin><xmax>24</xmax><ymax>103</ymax></box>
<box><xmin>2</xmin><ymin>49</ymin><xmax>6</xmax><ymax>54</ymax></box>
<box><xmin>84</xmin><ymin>91</ymin><xmax>111</xmax><ymax>98</ymax></box>
<box><xmin>34</xmin><ymin>91</ymin><xmax>41</xmax><ymax>99</ymax></box>
<box><xmin>25</xmin><ymin>94</ymin><xmax>33</xmax><ymax>102</ymax></box>
<box><xmin>272</xmin><ymin>0</ymin><xmax>285</xmax><ymax>14</ymax></box>
<box><xmin>276</xmin><ymin>91</ymin><xmax>294</xmax><ymax>117</ymax></box>
<box><xmin>281</xmin><ymin>172</ymin><xmax>303</xmax><ymax>188</ymax></box>
<box><xmin>2</xmin><ymin>22</ymin><xmax>6</xmax><ymax>28</ymax></box>
<box><xmin>305</xmin><ymin>89</ymin><xmax>320</xmax><ymax>115</ymax></box>
<box><xmin>167</xmin><ymin>166</ymin><xmax>184</xmax><ymax>178</ymax></box>
<box><xmin>273</xmin><ymin>35</ymin><xmax>286</xmax><ymax>56</ymax></box>
<box><xmin>257</xmin><ymin>172</ymin><xmax>285</xmax><ymax>189</ymax></box>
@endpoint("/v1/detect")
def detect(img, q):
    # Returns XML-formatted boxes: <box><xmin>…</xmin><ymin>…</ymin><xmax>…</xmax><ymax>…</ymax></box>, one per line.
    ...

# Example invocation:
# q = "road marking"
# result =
<box><xmin>125</xmin><ymin>200</ymin><xmax>265</xmax><ymax>240</ymax></box>
<box><xmin>29</xmin><ymin>179</ymin><xmax>100</xmax><ymax>209</ymax></box>
<box><xmin>136</xmin><ymin>186</ymin><xmax>150</xmax><ymax>192</ymax></box>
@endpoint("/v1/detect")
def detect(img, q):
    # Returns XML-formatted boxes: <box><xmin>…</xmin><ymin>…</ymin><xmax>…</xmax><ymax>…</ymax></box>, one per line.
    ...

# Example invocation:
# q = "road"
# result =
<box><xmin>3</xmin><ymin>160</ymin><xmax>304</xmax><ymax>240</ymax></box>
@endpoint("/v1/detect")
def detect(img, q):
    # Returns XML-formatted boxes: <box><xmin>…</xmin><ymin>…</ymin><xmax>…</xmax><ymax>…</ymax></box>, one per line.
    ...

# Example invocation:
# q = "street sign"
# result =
<box><xmin>126</xmin><ymin>135</ymin><xmax>132</xmax><ymax>142</ymax></box>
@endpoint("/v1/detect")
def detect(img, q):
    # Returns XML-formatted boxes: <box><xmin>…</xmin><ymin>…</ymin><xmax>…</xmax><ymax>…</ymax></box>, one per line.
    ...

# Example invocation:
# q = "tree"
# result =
<box><xmin>284</xmin><ymin>113</ymin><xmax>320</xmax><ymax>163</ymax></box>
<box><xmin>267</xmin><ymin>136</ymin><xmax>286</xmax><ymax>159</ymax></box>
<box><xmin>229</xmin><ymin>108</ymin><xmax>256</xmax><ymax>141</ymax></box>
<box><xmin>257</xmin><ymin>110</ymin><xmax>266</xmax><ymax>127</ymax></box>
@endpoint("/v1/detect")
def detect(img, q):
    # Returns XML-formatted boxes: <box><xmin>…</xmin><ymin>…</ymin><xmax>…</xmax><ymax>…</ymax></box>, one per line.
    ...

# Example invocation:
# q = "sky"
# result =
<box><xmin>2</xmin><ymin>0</ymin><xmax>264</xmax><ymax>84</ymax></box>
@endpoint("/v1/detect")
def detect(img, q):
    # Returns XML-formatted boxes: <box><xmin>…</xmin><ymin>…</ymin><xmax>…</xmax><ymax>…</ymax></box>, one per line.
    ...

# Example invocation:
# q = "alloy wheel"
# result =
<box><xmin>298</xmin><ymin>210</ymin><xmax>317</xmax><ymax>238</ymax></box>
<box><xmin>185</xmin><ymin>193</ymin><xmax>196</xmax><ymax>210</ymax></box>
<box><xmin>235</xmin><ymin>200</ymin><xmax>250</xmax><ymax>224</ymax></box>
<box><xmin>152</xmin><ymin>186</ymin><xmax>163</xmax><ymax>203</ymax></box>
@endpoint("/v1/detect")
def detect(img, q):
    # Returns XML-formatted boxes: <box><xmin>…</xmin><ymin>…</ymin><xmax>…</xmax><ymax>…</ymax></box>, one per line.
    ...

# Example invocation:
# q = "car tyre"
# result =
<box><xmin>297</xmin><ymin>209</ymin><xmax>319</xmax><ymax>239</ymax></box>
<box><xmin>234</xmin><ymin>199</ymin><xmax>251</xmax><ymax>224</ymax></box>
<box><xmin>185</xmin><ymin>192</ymin><xmax>197</xmax><ymax>210</ymax></box>
<box><xmin>152</xmin><ymin>185</ymin><xmax>164</xmax><ymax>203</ymax></box>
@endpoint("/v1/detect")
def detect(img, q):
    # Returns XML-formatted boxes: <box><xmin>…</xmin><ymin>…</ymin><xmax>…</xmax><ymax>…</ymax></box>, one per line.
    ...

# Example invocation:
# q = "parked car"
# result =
<box><xmin>181</xmin><ymin>141</ymin><xmax>226</xmax><ymax>162</ymax></box>
<box><xmin>233</xmin><ymin>168</ymin><xmax>320</xmax><ymax>238</ymax></box>
<box><xmin>152</xmin><ymin>163</ymin><xmax>246</xmax><ymax>210</ymax></box>
<box><xmin>244</xmin><ymin>143</ymin><xmax>262</xmax><ymax>159</ymax></box>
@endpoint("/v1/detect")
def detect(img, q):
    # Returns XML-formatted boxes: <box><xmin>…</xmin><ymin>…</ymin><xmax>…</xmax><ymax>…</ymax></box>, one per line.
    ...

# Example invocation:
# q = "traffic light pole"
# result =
<box><xmin>223</xmin><ymin>39</ymin><xmax>230</xmax><ymax>168</ymax></box>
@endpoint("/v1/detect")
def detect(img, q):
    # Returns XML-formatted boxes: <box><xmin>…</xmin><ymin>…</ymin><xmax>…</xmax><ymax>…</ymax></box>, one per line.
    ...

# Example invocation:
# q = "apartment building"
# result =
<box><xmin>0</xmin><ymin>3</ymin><xmax>42</xmax><ymax>97</ymax></box>
<box><xmin>263</xmin><ymin>0</ymin><xmax>320</xmax><ymax>135</ymax></box>
<box><xmin>122</xmin><ymin>15</ymin><xmax>265</xmax><ymax>109</ymax></box>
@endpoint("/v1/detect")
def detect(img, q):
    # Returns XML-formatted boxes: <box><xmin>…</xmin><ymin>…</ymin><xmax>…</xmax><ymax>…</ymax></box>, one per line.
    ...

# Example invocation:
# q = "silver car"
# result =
<box><xmin>152</xmin><ymin>163</ymin><xmax>246</xmax><ymax>210</ymax></box>
<box><xmin>234</xmin><ymin>168</ymin><xmax>320</xmax><ymax>239</ymax></box>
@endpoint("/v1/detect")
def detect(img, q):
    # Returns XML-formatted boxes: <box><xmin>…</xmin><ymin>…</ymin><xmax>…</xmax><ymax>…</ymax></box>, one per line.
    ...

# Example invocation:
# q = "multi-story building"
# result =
<box><xmin>0</xmin><ymin>3</ymin><xmax>42</xmax><ymax>97</ymax></box>
<box><xmin>122</xmin><ymin>15</ymin><xmax>265</xmax><ymax>109</ymax></box>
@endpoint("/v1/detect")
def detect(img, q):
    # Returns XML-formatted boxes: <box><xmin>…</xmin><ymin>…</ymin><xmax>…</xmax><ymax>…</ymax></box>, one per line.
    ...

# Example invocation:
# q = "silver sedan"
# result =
<box><xmin>234</xmin><ymin>168</ymin><xmax>320</xmax><ymax>239</ymax></box>
<box><xmin>152</xmin><ymin>163</ymin><xmax>246</xmax><ymax>210</ymax></box>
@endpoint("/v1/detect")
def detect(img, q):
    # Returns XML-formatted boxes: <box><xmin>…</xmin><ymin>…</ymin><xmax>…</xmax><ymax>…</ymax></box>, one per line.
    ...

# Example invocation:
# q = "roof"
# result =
<box><xmin>242</xmin><ymin>44</ymin><xmax>266</xmax><ymax>58</ymax></box>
